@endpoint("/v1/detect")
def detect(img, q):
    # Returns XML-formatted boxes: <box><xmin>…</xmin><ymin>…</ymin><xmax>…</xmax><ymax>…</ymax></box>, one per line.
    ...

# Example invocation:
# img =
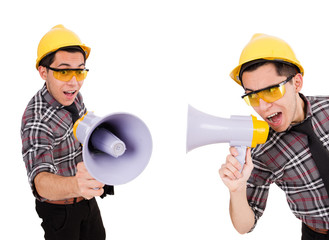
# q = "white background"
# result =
<box><xmin>1</xmin><ymin>0</ymin><xmax>329</xmax><ymax>239</ymax></box>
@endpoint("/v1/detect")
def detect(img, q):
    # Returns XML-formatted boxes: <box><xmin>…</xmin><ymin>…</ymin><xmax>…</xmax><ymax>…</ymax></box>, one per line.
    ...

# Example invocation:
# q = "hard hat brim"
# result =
<box><xmin>230</xmin><ymin>57</ymin><xmax>304</xmax><ymax>86</ymax></box>
<box><xmin>36</xmin><ymin>44</ymin><xmax>90</xmax><ymax>69</ymax></box>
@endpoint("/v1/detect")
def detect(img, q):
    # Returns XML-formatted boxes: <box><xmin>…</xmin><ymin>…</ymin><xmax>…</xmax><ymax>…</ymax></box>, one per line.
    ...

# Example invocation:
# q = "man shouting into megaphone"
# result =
<box><xmin>21</xmin><ymin>25</ymin><xmax>112</xmax><ymax>240</ymax></box>
<box><xmin>219</xmin><ymin>34</ymin><xmax>329</xmax><ymax>239</ymax></box>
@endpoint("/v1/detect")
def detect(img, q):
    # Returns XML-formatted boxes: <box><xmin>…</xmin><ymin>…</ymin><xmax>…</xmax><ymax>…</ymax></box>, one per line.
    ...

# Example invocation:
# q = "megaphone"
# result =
<box><xmin>186</xmin><ymin>105</ymin><xmax>269</xmax><ymax>169</ymax></box>
<box><xmin>73</xmin><ymin>111</ymin><xmax>152</xmax><ymax>185</ymax></box>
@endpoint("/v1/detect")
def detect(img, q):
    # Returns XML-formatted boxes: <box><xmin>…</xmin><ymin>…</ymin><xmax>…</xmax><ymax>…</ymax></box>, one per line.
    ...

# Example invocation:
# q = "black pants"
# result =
<box><xmin>36</xmin><ymin>198</ymin><xmax>106</xmax><ymax>240</ymax></box>
<box><xmin>302</xmin><ymin>223</ymin><xmax>329</xmax><ymax>240</ymax></box>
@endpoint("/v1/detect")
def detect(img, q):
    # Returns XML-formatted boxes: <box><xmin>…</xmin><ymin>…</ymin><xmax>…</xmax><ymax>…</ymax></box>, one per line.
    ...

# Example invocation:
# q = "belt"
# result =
<box><xmin>307</xmin><ymin>224</ymin><xmax>328</xmax><ymax>235</ymax></box>
<box><xmin>45</xmin><ymin>197</ymin><xmax>85</xmax><ymax>205</ymax></box>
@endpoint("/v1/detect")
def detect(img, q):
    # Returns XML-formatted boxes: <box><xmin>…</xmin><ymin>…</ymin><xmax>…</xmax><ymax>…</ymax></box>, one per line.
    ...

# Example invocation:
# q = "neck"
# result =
<box><xmin>292</xmin><ymin>94</ymin><xmax>306</xmax><ymax>124</ymax></box>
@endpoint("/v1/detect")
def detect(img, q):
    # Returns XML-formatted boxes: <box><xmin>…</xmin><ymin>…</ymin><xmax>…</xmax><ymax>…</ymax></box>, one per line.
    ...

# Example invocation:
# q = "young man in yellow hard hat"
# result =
<box><xmin>219</xmin><ymin>34</ymin><xmax>329</xmax><ymax>239</ymax></box>
<box><xmin>21</xmin><ymin>25</ymin><xmax>112</xmax><ymax>240</ymax></box>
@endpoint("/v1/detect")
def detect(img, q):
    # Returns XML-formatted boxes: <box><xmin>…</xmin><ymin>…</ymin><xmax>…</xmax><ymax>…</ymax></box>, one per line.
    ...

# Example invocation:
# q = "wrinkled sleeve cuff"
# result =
<box><xmin>247</xmin><ymin>203</ymin><xmax>264</xmax><ymax>233</ymax></box>
<box><xmin>28</xmin><ymin>164</ymin><xmax>57</xmax><ymax>201</ymax></box>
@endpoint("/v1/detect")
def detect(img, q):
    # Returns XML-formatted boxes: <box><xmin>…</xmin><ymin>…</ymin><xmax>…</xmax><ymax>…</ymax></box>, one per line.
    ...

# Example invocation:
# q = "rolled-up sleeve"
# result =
<box><xmin>21</xmin><ymin>119</ymin><xmax>57</xmax><ymax>199</ymax></box>
<box><xmin>246</xmin><ymin>163</ymin><xmax>275</xmax><ymax>232</ymax></box>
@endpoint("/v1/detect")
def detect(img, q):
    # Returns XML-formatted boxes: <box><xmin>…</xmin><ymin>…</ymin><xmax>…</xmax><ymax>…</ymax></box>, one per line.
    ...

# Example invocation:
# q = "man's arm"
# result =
<box><xmin>34</xmin><ymin>162</ymin><xmax>105</xmax><ymax>200</ymax></box>
<box><xmin>219</xmin><ymin>147</ymin><xmax>255</xmax><ymax>234</ymax></box>
<box><xmin>229</xmin><ymin>184</ymin><xmax>255</xmax><ymax>234</ymax></box>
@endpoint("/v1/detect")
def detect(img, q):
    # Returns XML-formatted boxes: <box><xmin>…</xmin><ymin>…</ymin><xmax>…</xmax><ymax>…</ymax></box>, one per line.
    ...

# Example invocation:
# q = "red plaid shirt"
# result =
<box><xmin>21</xmin><ymin>84</ymin><xmax>86</xmax><ymax>201</ymax></box>
<box><xmin>249</xmin><ymin>94</ymin><xmax>329</xmax><ymax>230</ymax></box>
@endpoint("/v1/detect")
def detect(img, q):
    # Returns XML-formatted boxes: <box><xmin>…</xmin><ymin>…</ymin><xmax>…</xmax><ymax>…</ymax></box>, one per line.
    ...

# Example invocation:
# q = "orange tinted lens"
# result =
<box><xmin>53</xmin><ymin>70</ymin><xmax>74</xmax><ymax>81</ymax></box>
<box><xmin>75</xmin><ymin>69</ymin><xmax>88</xmax><ymax>81</ymax></box>
<box><xmin>53</xmin><ymin>70</ymin><xmax>87</xmax><ymax>81</ymax></box>
<box><xmin>244</xmin><ymin>80</ymin><xmax>288</xmax><ymax>107</ymax></box>
<box><xmin>244</xmin><ymin>93</ymin><xmax>260</xmax><ymax>107</ymax></box>
<box><xmin>259</xmin><ymin>85</ymin><xmax>285</xmax><ymax>103</ymax></box>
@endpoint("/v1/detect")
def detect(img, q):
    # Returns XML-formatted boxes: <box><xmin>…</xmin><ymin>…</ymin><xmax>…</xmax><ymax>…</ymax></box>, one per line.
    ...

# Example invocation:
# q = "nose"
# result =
<box><xmin>67</xmin><ymin>75</ymin><xmax>79</xmax><ymax>86</ymax></box>
<box><xmin>258</xmin><ymin>98</ymin><xmax>272</xmax><ymax>111</ymax></box>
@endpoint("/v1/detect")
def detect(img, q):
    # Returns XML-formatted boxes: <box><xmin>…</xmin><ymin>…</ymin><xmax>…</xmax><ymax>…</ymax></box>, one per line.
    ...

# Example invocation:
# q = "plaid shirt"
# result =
<box><xmin>21</xmin><ymin>84</ymin><xmax>86</xmax><ymax>201</ymax></box>
<box><xmin>249</xmin><ymin>94</ymin><xmax>329</xmax><ymax>230</ymax></box>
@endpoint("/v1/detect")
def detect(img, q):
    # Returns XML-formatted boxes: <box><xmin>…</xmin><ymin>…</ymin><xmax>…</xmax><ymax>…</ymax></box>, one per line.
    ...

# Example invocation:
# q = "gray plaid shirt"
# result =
<box><xmin>21</xmin><ymin>84</ymin><xmax>86</xmax><ymax>201</ymax></box>
<box><xmin>249</xmin><ymin>94</ymin><xmax>329</xmax><ymax>230</ymax></box>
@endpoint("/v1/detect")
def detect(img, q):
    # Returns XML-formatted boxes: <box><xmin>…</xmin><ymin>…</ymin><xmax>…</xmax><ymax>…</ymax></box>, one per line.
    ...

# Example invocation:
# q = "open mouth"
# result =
<box><xmin>267</xmin><ymin>112</ymin><xmax>282</xmax><ymax>124</ymax></box>
<box><xmin>64</xmin><ymin>90</ymin><xmax>76</xmax><ymax>97</ymax></box>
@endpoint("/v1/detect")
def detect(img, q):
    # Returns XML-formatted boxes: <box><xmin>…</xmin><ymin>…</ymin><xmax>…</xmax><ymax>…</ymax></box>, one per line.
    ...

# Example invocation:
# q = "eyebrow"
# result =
<box><xmin>56</xmin><ymin>63</ymin><xmax>85</xmax><ymax>68</ymax></box>
<box><xmin>243</xmin><ymin>75</ymin><xmax>295</xmax><ymax>95</ymax></box>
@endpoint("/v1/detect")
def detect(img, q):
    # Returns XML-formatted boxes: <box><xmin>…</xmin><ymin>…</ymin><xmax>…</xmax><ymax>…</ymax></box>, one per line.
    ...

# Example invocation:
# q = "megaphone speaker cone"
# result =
<box><xmin>75</xmin><ymin>112</ymin><xmax>153</xmax><ymax>185</ymax></box>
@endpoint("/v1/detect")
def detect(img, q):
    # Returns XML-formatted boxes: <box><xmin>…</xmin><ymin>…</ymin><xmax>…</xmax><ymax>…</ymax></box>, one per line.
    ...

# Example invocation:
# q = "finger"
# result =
<box><xmin>243</xmin><ymin>148</ymin><xmax>254</xmax><ymax>171</ymax></box>
<box><xmin>218</xmin><ymin>164</ymin><xmax>226</xmax><ymax>178</ymax></box>
<box><xmin>89</xmin><ymin>187</ymin><xmax>104</xmax><ymax>197</ymax></box>
<box><xmin>241</xmin><ymin>148</ymin><xmax>254</xmax><ymax>176</ymax></box>
<box><xmin>219</xmin><ymin>162</ymin><xmax>242</xmax><ymax>180</ymax></box>
<box><xmin>219</xmin><ymin>165</ymin><xmax>234</xmax><ymax>180</ymax></box>
<box><xmin>226</xmin><ymin>154</ymin><xmax>243</xmax><ymax>171</ymax></box>
<box><xmin>229</xmin><ymin>146</ymin><xmax>239</xmax><ymax>157</ymax></box>
<box><xmin>85</xmin><ymin>179</ymin><xmax>105</xmax><ymax>189</ymax></box>
<box><xmin>76</xmin><ymin>162</ymin><xmax>98</xmax><ymax>180</ymax></box>
<box><xmin>76</xmin><ymin>170</ymin><xmax>94</xmax><ymax>181</ymax></box>
<box><xmin>220</xmin><ymin>166</ymin><xmax>240</xmax><ymax>181</ymax></box>
<box><xmin>77</xmin><ymin>161</ymin><xmax>85</xmax><ymax>171</ymax></box>
<box><xmin>76</xmin><ymin>162</ymin><xmax>90</xmax><ymax>176</ymax></box>
<box><xmin>83</xmin><ymin>188</ymin><xmax>104</xmax><ymax>200</ymax></box>
<box><xmin>245</xmin><ymin>148</ymin><xmax>252</xmax><ymax>166</ymax></box>
<box><xmin>226</xmin><ymin>163</ymin><xmax>242</xmax><ymax>179</ymax></box>
<box><xmin>80</xmin><ymin>184</ymin><xmax>105</xmax><ymax>199</ymax></box>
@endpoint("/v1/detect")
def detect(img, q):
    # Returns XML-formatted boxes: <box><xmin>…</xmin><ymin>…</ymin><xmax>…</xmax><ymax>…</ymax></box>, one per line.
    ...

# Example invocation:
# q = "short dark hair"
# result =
<box><xmin>38</xmin><ymin>46</ymin><xmax>86</xmax><ymax>68</ymax></box>
<box><xmin>240</xmin><ymin>59</ymin><xmax>299</xmax><ymax>87</ymax></box>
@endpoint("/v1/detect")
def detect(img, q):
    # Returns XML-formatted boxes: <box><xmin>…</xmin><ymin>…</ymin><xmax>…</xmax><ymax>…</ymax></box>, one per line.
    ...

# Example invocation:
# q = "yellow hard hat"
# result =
<box><xmin>230</xmin><ymin>33</ymin><xmax>304</xmax><ymax>86</ymax></box>
<box><xmin>36</xmin><ymin>24</ymin><xmax>91</xmax><ymax>69</ymax></box>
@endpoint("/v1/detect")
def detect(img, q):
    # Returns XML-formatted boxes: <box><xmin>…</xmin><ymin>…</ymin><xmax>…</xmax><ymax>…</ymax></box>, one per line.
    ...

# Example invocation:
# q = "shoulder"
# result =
<box><xmin>306</xmin><ymin>95</ymin><xmax>329</xmax><ymax>109</ymax></box>
<box><xmin>251</xmin><ymin>129</ymin><xmax>295</xmax><ymax>171</ymax></box>
<box><xmin>252</xmin><ymin>129</ymin><xmax>281</xmax><ymax>156</ymax></box>
<box><xmin>303</xmin><ymin>95</ymin><xmax>329</xmax><ymax>119</ymax></box>
<box><xmin>306</xmin><ymin>95</ymin><xmax>329</xmax><ymax>102</ymax></box>
<box><xmin>21</xmin><ymin>87</ymin><xmax>55</xmax><ymax>132</ymax></box>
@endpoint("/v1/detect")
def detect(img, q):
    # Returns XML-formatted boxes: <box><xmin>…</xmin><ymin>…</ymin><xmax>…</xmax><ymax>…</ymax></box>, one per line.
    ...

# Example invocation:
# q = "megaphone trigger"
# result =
<box><xmin>233</xmin><ymin>146</ymin><xmax>247</xmax><ymax>172</ymax></box>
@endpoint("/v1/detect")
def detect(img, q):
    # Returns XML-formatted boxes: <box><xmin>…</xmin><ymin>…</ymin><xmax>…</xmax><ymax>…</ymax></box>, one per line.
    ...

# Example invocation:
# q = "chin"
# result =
<box><xmin>60</xmin><ymin>100</ymin><xmax>75</xmax><ymax>106</ymax></box>
<box><xmin>271</xmin><ymin>124</ymin><xmax>289</xmax><ymax>133</ymax></box>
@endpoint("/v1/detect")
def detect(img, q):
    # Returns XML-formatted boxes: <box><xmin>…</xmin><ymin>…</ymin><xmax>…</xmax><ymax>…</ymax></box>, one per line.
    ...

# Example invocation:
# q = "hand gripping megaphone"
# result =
<box><xmin>73</xmin><ymin>111</ymin><xmax>152</xmax><ymax>185</ymax></box>
<box><xmin>186</xmin><ymin>105</ymin><xmax>269</xmax><ymax>170</ymax></box>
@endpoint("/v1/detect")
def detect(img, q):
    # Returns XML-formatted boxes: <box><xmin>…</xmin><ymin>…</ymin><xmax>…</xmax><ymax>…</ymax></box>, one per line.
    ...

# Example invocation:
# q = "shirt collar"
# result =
<box><xmin>40</xmin><ymin>83</ymin><xmax>63</xmax><ymax>110</ymax></box>
<box><xmin>300</xmin><ymin>93</ymin><xmax>313</xmax><ymax>118</ymax></box>
<box><xmin>286</xmin><ymin>93</ymin><xmax>313</xmax><ymax>131</ymax></box>
<box><xmin>40</xmin><ymin>83</ymin><xmax>83</xmax><ymax>111</ymax></box>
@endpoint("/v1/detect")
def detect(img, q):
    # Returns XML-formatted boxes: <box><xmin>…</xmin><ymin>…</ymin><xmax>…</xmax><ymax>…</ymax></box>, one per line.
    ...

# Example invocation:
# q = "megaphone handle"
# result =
<box><xmin>234</xmin><ymin>146</ymin><xmax>247</xmax><ymax>172</ymax></box>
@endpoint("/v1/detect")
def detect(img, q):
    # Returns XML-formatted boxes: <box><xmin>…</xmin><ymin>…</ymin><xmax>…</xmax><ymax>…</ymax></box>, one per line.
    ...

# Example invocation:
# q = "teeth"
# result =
<box><xmin>267</xmin><ymin>113</ymin><xmax>278</xmax><ymax>119</ymax></box>
<box><xmin>65</xmin><ymin>90</ymin><xmax>75</xmax><ymax>94</ymax></box>
<box><xmin>267</xmin><ymin>112</ymin><xmax>279</xmax><ymax>122</ymax></box>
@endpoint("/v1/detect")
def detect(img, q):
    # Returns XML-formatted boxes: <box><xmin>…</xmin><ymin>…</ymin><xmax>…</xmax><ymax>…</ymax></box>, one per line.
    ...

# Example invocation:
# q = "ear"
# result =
<box><xmin>38</xmin><ymin>66</ymin><xmax>48</xmax><ymax>80</ymax></box>
<box><xmin>293</xmin><ymin>73</ymin><xmax>303</xmax><ymax>93</ymax></box>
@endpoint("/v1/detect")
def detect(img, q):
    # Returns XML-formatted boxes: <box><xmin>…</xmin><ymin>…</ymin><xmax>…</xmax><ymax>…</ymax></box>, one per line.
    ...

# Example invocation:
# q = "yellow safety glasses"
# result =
<box><xmin>241</xmin><ymin>75</ymin><xmax>295</xmax><ymax>107</ymax></box>
<box><xmin>47</xmin><ymin>67</ymin><xmax>89</xmax><ymax>82</ymax></box>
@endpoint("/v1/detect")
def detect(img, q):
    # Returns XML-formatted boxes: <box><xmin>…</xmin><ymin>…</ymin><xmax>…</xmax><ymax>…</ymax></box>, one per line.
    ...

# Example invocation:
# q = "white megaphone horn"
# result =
<box><xmin>186</xmin><ymin>105</ymin><xmax>269</xmax><ymax>169</ymax></box>
<box><xmin>73</xmin><ymin>111</ymin><xmax>152</xmax><ymax>185</ymax></box>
